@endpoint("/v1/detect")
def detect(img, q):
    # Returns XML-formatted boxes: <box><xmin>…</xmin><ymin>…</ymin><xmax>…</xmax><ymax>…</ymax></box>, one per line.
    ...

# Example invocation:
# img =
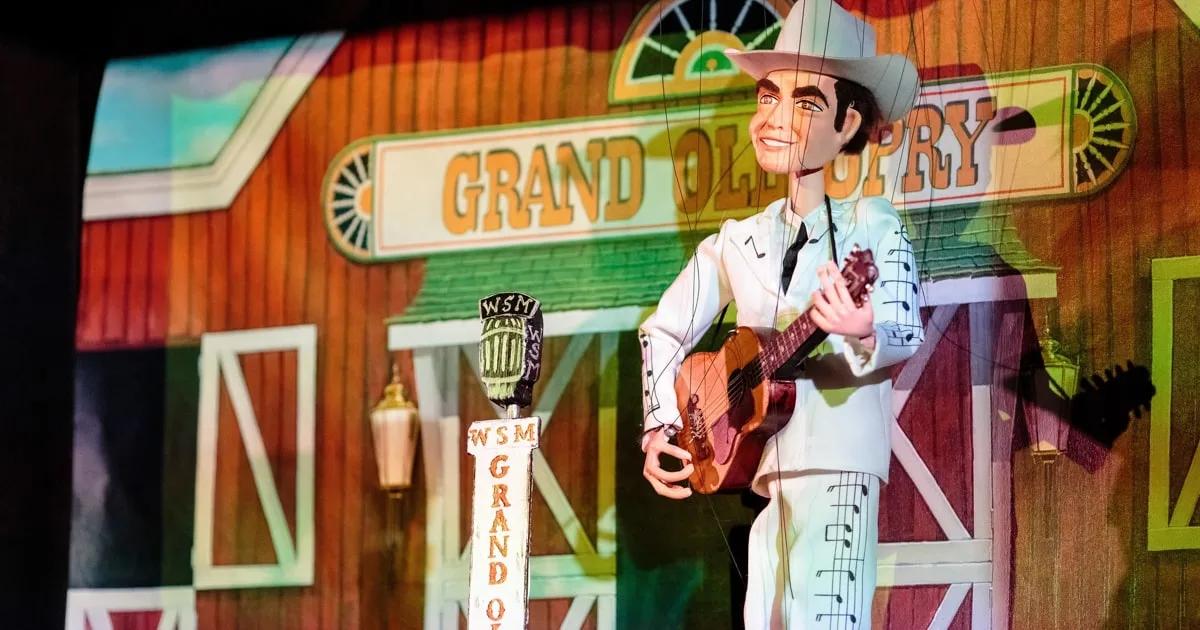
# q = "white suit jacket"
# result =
<box><xmin>638</xmin><ymin>195</ymin><xmax>924</xmax><ymax>495</ymax></box>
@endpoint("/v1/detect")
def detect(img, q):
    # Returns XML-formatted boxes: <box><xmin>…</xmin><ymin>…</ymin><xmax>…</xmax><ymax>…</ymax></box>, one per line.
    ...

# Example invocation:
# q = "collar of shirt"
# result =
<box><xmin>761</xmin><ymin>195</ymin><xmax>851</xmax><ymax>244</ymax></box>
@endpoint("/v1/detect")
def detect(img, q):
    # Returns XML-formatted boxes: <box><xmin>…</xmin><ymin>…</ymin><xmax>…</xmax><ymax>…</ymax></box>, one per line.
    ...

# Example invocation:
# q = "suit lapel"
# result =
<box><xmin>724</xmin><ymin>217</ymin><xmax>777</xmax><ymax>294</ymax></box>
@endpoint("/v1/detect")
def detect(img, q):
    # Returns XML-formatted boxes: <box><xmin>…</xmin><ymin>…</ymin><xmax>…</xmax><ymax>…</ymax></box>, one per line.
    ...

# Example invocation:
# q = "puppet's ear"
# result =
<box><xmin>838</xmin><ymin>105</ymin><xmax>864</xmax><ymax>148</ymax></box>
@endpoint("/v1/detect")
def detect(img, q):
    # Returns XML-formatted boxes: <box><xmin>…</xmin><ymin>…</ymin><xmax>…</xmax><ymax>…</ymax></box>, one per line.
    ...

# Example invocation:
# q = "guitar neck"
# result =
<box><xmin>761</xmin><ymin>309</ymin><xmax>829</xmax><ymax>376</ymax></box>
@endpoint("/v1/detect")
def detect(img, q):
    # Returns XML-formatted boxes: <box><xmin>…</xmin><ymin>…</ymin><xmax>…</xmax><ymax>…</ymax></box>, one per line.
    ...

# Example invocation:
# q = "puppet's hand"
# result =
<box><xmin>811</xmin><ymin>261</ymin><xmax>875</xmax><ymax>342</ymax></box>
<box><xmin>643</xmin><ymin>428</ymin><xmax>693</xmax><ymax>499</ymax></box>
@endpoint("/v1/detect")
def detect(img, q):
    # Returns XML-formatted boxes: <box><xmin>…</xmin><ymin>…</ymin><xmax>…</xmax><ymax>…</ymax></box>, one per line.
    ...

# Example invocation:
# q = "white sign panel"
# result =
<box><xmin>348</xmin><ymin>65</ymin><xmax>1123</xmax><ymax>260</ymax></box>
<box><xmin>465</xmin><ymin>416</ymin><xmax>542</xmax><ymax>630</ymax></box>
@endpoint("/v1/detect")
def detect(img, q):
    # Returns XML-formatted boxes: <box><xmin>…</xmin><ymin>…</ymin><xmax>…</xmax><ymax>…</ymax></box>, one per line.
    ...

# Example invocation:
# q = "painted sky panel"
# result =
<box><xmin>87</xmin><ymin>37</ymin><xmax>295</xmax><ymax>175</ymax></box>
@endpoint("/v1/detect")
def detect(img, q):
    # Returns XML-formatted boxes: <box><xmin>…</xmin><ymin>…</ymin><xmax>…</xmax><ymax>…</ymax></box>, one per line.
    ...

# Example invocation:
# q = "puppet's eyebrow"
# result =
<box><xmin>756</xmin><ymin>78</ymin><xmax>780</xmax><ymax>93</ymax></box>
<box><xmin>792</xmin><ymin>85</ymin><xmax>829</xmax><ymax>105</ymax></box>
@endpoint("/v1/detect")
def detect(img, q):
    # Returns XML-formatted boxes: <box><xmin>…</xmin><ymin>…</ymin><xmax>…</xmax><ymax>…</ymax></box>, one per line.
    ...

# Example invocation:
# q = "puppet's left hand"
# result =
<box><xmin>811</xmin><ymin>261</ymin><xmax>875</xmax><ymax>343</ymax></box>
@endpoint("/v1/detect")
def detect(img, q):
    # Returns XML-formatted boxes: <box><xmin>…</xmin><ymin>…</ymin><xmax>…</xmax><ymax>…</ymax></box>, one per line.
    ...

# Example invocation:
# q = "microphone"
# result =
<box><xmin>478</xmin><ymin>292</ymin><xmax>544</xmax><ymax>415</ymax></box>
<box><xmin>467</xmin><ymin>291</ymin><xmax>544</xmax><ymax>630</ymax></box>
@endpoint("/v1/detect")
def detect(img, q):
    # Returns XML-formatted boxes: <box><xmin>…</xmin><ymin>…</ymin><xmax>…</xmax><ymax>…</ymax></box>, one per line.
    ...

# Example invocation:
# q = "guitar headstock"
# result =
<box><xmin>840</xmin><ymin>245</ymin><xmax>879</xmax><ymax>307</ymax></box>
<box><xmin>1070</xmin><ymin>360</ymin><xmax>1155</xmax><ymax>421</ymax></box>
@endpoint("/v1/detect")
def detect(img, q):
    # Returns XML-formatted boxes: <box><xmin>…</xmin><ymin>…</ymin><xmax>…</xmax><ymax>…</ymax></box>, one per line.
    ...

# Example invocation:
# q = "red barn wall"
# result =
<box><xmin>74</xmin><ymin>0</ymin><xmax>1200</xmax><ymax>628</ymax></box>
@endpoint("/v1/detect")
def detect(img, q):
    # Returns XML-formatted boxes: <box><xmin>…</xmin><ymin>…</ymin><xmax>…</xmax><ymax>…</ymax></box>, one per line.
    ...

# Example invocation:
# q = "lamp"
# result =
<box><xmin>370</xmin><ymin>363</ymin><xmax>420</xmax><ymax>498</ymax></box>
<box><xmin>1030</xmin><ymin>335</ymin><xmax>1080</xmax><ymax>460</ymax></box>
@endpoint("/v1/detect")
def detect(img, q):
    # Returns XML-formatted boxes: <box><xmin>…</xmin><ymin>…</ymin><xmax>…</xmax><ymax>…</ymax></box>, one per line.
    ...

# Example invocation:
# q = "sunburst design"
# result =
<box><xmin>1070</xmin><ymin>67</ymin><xmax>1136</xmax><ymax>195</ymax></box>
<box><xmin>324</xmin><ymin>144</ymin><xmax>373</xmax><ymax>260</ymax></box>
<box><xmin>610</xmin><ymin>0</ymin><xmax>793</xmax><ymax>104</ymax></box>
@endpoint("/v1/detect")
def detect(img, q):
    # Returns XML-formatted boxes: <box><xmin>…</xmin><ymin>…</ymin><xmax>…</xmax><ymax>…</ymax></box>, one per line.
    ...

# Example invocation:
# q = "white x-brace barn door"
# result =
<box><xmin>65</xmin><ymin>587</ymin><xmax>197</xmax><ymax>630</ymax></box>
<box><xmin>881</xmin><ymin>303</ymin><xmax>1016</xmax><ymax>630</ymax></box>
<box><xmin>193</xmin><ymin>324</ymin><xmax>318</xmax><ymax>589</ymax></box>
<box><xmin>411</xmin><ymin>332</ymin><xmax>618</xmax><ymax>630</ymax></box>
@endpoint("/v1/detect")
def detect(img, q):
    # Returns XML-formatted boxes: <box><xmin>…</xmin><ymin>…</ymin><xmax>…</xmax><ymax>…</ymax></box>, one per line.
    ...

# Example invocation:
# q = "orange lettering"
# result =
<box><xmin>488</xmin><ymin>534</ymin><xmax>509</xmax><ymax>558</ymax></box>
<box><xmin>714</xmin><ymin>125</ymin><xmax>753</xmax><ymax>211</ymax></box>
<box><xmin>487</xmin><ymin>598</ymin><xmax>506</xmax><ymax>621</ymax></box>
<box><xmin>467</xmin><ymin>428</ymin><xmax>490</xmax><ymax>447</ymax></box>
<box><xmin>492</xmin><ymin>483</ymin><xmax>510</xmax><ymax>508</ymax></box>
<box><xmin>514</xmin><ymin>422</ymin><xmax>536</xmax><ymax>443</ymax></box>
<box><xmin>489</xmin><ymin>509</ymin><xmax>510</xmax><ymax>534</ymax></box>
<box><xmin>673</xmin><ymin>129</ymin><xmax>712</xmax><ymax>214</ymax></box>
<box><xmin>488</xmin><ymin>561</ymin><xmax>508</xmax><ymax>585</ymax></box>
<box><xmin>517</xmin><ymin>145</ymin><xmax>557</xmax><ymax>228</ymax></box>
<box><xmin>757</xmin><ymin>168</ymin><xmax>788</xmax><ymax>202</ymax></box>
<box><xmin>605</xmin><ymin>136</ymin><xmax>644</xmax><ymax>221</ymax></box>
<box><xmin>443</xmin><ymin>153</ymin><xmax>481</xmax><ymax>235</ymax></box>
<box><xmin>489</xmin><ymin>455</ymin><xmax>509</xmax><ymax>478</ymax></box>
<box><xmin>945</xmin><ymin>97</ymin><xmax>996</xmax><ymax>187</ymax></box>
<box><xmin>549</xmin><ymin>139</ymin><xmax>604</xmax><ymax>225</ymax></box>
<box><xmin>825</xmin><ymin>151</ymin><xmax>862</xmax><ymax>199</ymax></box>
<box><xmin>862</xmin><ymin>121</ymin><xmax>904</xmax><ymax>197</ymax></box>
<box><xmin>484</xmin><ymin>150</ymin><xmax>520</xmax><ymax>231</ymax></box>
<box><xmin>902</xmin><ymin>105</ymin><xmax>951</xmax><ymax>193</ymax></box>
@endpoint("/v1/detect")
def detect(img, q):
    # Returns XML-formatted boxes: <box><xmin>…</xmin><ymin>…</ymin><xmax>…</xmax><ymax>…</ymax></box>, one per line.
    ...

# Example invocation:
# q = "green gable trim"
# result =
<box><xmin>388</xmin><ymin>206</ymin><xmax>1055</xmax><ymax>325</ymax></box>
<box><xmin>904</xmin><ymin>205</ymin><xmax>1059</xmax><ymax>281</ymax></box>
<box><xmin>389</xmin><ymin>232</ymin><xmax>709</xmax><ymax>325</ymax></box>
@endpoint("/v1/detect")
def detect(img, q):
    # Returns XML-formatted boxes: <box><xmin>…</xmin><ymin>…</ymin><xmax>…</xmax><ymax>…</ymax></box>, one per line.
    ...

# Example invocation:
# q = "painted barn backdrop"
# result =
<box><xmin>67</xmin><ymin>0</ymin><xmax>1199</xmax><ymax>629</ymax></box>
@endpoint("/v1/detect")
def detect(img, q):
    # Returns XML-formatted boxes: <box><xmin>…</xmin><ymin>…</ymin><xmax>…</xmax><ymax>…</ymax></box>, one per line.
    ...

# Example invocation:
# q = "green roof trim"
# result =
<box><xmin>387</xmin><ymin>205</ymin><xmax>1056</xmax><ymax>325</ymax></box>
<box><xmin>904</xmin><ymin>204</ymin><xmax>1059</xmax><ymax>281</ymax></box>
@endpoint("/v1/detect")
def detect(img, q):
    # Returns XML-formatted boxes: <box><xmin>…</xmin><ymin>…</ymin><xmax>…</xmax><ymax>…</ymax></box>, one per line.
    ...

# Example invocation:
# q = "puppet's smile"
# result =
<box><xmin>759</xmin><ymin>137</ymin><xmax>795</xmax><ymax>148</ymax></box>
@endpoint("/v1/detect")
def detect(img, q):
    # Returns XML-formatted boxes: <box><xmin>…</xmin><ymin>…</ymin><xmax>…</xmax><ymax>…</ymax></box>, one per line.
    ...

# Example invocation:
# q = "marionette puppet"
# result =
<box><xmin>637</xmin><ymin>0</ymin><xmax>923</xmax><ymax>628</ymax></box>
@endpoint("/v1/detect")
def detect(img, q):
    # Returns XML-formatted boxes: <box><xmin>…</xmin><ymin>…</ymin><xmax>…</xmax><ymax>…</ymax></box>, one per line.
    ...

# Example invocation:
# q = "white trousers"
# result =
<box><xmin>744</xmin><ymin>471</ymin><xmax>881</xmax><ymax>630</ymax></box>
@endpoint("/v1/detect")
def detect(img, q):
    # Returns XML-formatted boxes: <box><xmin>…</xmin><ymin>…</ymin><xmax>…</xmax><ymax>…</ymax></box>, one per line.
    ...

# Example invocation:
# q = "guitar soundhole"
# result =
<box><xmin>726</xmin><ymin>368</ymin><xmax>747</xmax><ymax>430</ymax></box>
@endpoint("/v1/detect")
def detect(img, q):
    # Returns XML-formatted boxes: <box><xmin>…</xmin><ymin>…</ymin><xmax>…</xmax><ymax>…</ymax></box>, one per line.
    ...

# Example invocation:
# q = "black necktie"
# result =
<box><xmin>780</xmin><ymin>222</ymin><xmax>808</xmax><ymax>293</ymax></box>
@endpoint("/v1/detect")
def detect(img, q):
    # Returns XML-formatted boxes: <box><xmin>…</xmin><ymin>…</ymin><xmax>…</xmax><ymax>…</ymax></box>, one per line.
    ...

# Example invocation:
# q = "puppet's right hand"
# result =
<box><xmin>642</xmin><ymin>427</ymin><xmax>693</xmax><ymax>499</ymax></box>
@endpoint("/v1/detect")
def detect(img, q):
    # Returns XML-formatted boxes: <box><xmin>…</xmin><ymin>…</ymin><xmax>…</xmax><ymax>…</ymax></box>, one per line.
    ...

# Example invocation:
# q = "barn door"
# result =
<box><xmin>192</xmin><ymin>324</ymin><xmax>318</xmax><ymax>589</ymax></box>
<box><xmin>1149</xmin><ymin>255</ymin><xmax>1200</xmax><ymax>550</ymax></box>
<box><xmin>876</xmin><ymin>303</ymin><xmax>1016</xmax><ymax>630</ymax></box>
<box><xmin>416</xmin><ymin>332</ymin><xmax>618</xmax><ymax>630</ymax></box>
<box><xmin>65</xmin><ymin>587</ymin><xmax>197</xmax><ymax>630</ymax></box>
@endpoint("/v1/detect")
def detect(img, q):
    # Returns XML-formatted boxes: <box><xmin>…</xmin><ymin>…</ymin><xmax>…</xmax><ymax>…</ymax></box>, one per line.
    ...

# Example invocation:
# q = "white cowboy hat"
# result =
<box><xmin>724</xmin><ymin>0</ymin><xmax>919</xmax><ymax>124</ymax></box>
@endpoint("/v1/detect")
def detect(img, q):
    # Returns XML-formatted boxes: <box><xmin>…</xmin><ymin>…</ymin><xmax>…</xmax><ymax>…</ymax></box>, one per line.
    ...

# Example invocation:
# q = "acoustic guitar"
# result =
<box><xmin>673</xmin><ymin>246</ymin><xmax>879</xmax><ymax>494</ymax></box>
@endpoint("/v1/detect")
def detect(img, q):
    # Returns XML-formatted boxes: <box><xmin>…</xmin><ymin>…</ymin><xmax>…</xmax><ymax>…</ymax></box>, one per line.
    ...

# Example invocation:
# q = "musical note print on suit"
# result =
<box><xmin>813</xmin><ymin>472</ymin><xmax>875</xmax><ymax>628</ymax></box>
<box><xmin>744</xmin><ymin>235</ymin><xmax>767</xmax><ymax>259</ymax></box>
<box><xmin>881</xmin><ymin>223</ymin><xmax>924</xmax><ymax>348</ymax></box>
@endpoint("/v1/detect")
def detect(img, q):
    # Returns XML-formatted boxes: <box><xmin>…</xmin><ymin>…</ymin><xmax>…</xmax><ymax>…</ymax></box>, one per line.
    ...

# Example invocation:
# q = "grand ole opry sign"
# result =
<box><xmin>322</xmin><ymin>62</ymin><xmax>1135</xmax><ymax>263</ymax></box>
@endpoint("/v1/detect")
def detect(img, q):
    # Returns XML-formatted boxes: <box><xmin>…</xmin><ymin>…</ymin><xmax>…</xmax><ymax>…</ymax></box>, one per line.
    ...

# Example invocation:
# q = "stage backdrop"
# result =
<box><xmin>69</xmin><ymin>1</ymin><xmax>1200</xmax><ymax>629</ymax></box>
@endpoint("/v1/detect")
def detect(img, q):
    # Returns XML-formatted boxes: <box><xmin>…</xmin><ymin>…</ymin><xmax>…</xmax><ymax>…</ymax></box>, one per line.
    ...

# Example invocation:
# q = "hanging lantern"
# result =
<box><xmin>370</xmin><ymin>363</ymin><xmax>420</xmax><ymax>498</ymax></box>
<box><xmin>1030</xmin><ymin>336</ymin><xmax>1080</xmax><ymax>459</ymax></box>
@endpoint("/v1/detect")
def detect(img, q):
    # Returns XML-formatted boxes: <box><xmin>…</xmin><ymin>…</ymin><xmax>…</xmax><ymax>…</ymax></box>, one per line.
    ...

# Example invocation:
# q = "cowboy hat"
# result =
<box><xmin>724</xmin><ymin>0</ymin><xmax>919</xmax><ymax>124</ymax></box>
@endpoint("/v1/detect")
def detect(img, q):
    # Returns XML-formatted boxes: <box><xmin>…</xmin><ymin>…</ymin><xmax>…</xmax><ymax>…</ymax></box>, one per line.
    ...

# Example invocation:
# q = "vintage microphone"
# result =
<box><xmin>465</xmin><ymin>292</ymin><xmax>544</xmax><ymax>630</ymax></box>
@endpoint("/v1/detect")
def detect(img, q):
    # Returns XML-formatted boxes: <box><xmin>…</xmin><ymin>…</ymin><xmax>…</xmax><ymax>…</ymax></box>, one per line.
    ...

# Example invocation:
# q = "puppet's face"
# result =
<box><xmin>749</xmin><ymin>70</ymin><xmax>861</xmax><ymax>175</ymax></box>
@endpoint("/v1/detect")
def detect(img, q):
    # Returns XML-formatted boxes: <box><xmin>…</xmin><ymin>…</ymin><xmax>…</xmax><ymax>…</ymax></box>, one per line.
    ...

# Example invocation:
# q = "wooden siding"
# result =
<box><xmin>74</xmin><ymin>0</ymin><xmax>1200</xmax><ymax>628</ymax></box>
